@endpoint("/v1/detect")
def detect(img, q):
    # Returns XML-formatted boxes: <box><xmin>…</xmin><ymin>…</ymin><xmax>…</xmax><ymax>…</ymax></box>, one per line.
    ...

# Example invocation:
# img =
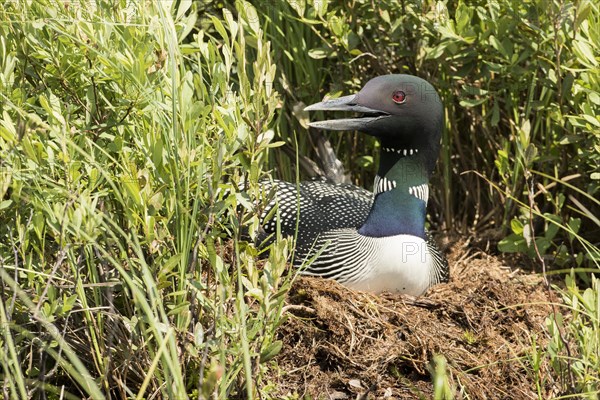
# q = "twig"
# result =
<box><xmin>281</xmin><ymin>304</ymin><xmax>315</xmax><ymax>315</ymax></box>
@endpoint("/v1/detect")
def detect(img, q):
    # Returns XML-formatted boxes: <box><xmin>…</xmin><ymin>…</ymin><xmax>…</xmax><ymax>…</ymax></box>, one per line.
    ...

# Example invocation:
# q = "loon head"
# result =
<box><xmin>304</xmin><ymin>74</ymin><xmax>443</xmax><ymax>174</ymax></box>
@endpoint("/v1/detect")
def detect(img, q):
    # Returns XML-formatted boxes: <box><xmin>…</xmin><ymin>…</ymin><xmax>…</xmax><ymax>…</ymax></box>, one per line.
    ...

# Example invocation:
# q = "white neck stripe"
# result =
<box><xmin>408</xmin><ymin>183</ymin><xmax>429</xmax><ymax>204</ymax></box>
<box><xmin>373</xmin><ymin>175</ymin><xmax>397</xmax><ymax>195</ymax></box>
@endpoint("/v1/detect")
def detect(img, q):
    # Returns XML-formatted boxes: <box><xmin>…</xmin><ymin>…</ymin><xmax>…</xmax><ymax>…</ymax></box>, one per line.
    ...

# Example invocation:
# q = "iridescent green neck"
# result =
<box><xmin>359</xmin><ymin>146</ymin><xmax>429</xmax><ymax>238</ymax></box>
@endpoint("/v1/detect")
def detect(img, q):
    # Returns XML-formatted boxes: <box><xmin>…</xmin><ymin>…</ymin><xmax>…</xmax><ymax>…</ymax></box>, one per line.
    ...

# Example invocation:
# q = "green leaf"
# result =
<box><xmin>266</xmin><ymin>141</ymin><xmax>285</xmax><ymax>148</ymax></box>
<box><xmin>455</xmin><ymin>2</ymin><xmax>472</xmax><ymax>34</ymax></box>
<box><xmin>573</xmin><ymin>39</ymin><xmax>598</xmax><ymax>67</ymax></box>
<box><xmin>489</xmin><ymin>35</ymin><xmax>508</xmax><ymax>58</ymax></box>
<box><xmin>241</xmin><ymin>2</ymin><xmax>260</xmax><ymax>33</ymax></box>
<box><xmin>588</xmin><ymin>91</ymin><xmax>600</xmax><ymax>105</ymax></box>
<box><xmin>582</xmin><ymin>114</ymin><xmax>600</xmax><ymax>128</ymax></box>
<box><xmin>491</xmin><ymin>100</ymin><xmax>500</xmax><ymax>126</ymax></box>
<box><xmin>559</xmin><ymin>134</ymin><xmax>583</xmax><ymax>144</ymax></box>
<box><xmin>176</xmin><ymin>0</ymin><xmax>192</xmax><ymax>20</ymax></box>
<box><xmin>308</xmin><ymin>47</ymin><xmax>331</xmax><ymax>59</ymax></box>
<box><xmin>511</xmin><ymin>219</ymin><xmax>524</xmax><ymax>235</ymax></box>
<box><xmin>380</xmin><ymin>9</ymin><xmax>390</xmax><ymax>24</ymax></box>
<box><xmin>566</xmin><ymin>218</ymin><xmax>581</xmax><ymax>242</ymax></box>
<box><xmin>534</xmin><ymin>236</ymin><xmax>552</xmax><ymax>255</ymax></box>
<box><xmin>62</xmin><ymin>294</ymin><xmax>78</xmax><ymax>313</ymax></box>
<box><xmin>498</xmin><ymin>234</ymin><xmax>527</xmax><ymax>253</ymax></box>
<box><xmin>160</xmin><ymin>254</ymin><xmax>183</xmax><ymax>276</ymax></box>
<box><xmin>459</xmin><ymin>97</ymin><xmax>487</xmax><ymax>107</ymax></box>
<box><xmin>211</xmin><ymin>16</ymin><xmax>229</xmax><ymax>42</ymax></box>
<box><xmin>194</xmin><ymin>323</ymin><xmax>204</xmax><ymax>347</ymax></box>
<box><xmin>524</xmin><ymin>143</ymin><xmax>537</xmax><ymax>166</ymax></box>
<box><xmin>543</xmin><ymin>214</ymin><xmax>560</xmax><ymax>241</ymax></box>
<box><xmin>260</xmin><ymin>340</ymin><xmax>283</xmax><ymax>363</ymax></box>
<box><xmin>581</xmin><ymin>288</ymin><xmax>596</xmax><ymax>314</ymax></box>
<box><xmin>0</xmin><ymin>112</ymin><xmax>16</xmax><ymax>142</ymax></box>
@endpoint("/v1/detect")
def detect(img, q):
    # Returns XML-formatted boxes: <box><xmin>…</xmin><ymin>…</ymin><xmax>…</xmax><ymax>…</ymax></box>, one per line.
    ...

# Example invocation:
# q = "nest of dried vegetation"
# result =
<box><xmin>271</xmin><ymin>238</ymin><xmax>559</xmax><ymax>399</ymax></box>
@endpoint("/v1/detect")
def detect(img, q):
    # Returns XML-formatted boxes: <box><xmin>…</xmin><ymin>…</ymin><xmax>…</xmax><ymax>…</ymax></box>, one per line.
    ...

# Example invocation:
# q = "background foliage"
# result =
<box><xmin>0</xmin><ymin>0</ymin><xmax>598</xmax><ymax>398</ymax></box>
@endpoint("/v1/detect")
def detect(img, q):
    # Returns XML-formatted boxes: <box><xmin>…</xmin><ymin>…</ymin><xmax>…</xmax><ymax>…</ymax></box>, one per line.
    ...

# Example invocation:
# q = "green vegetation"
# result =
<box><xmin>0</xmin><ymin>0</ymin><xmax>598</xmax><ymax>398</ymax></box>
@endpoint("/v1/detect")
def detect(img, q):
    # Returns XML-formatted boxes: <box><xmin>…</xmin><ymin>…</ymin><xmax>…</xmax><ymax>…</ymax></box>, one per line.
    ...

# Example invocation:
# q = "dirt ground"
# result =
<box><xmin>271</xmin><ymin>236</ymin><xmax>560</xmax><ymax>399</ymax></box>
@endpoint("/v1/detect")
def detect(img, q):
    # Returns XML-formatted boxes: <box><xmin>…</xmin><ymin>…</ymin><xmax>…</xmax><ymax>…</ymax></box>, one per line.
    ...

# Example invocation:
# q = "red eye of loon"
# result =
<box><xmin>392</xmin><ymin>90</ymin><xmax>406</xmax><ymax>104</ymax></box>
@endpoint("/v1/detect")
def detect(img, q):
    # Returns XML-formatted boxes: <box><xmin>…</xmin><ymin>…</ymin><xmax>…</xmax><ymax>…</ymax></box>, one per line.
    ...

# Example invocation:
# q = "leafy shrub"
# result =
<box><xmin>1</xmin><ymin>1</ymin><xmax>287</xmax><ymax>398</ymax></box>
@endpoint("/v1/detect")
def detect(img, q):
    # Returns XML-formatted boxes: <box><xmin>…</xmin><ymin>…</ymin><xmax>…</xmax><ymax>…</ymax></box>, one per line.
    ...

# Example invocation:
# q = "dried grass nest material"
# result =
<box><xmin>272</xmin><ymin>239</ymin><xmax>559</xmax><ymax>399</ymax></box>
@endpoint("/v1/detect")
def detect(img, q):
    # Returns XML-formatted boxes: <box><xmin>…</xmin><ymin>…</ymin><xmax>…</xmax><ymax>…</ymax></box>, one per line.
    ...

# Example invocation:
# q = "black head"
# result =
<box><xmin>305</xmin><ymin>75</ymin><xmax>444</xmax><ymax>172</ymax></box>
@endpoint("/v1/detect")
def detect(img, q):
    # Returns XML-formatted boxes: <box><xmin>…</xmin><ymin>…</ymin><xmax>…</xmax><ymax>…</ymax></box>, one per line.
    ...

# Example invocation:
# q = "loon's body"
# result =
<box><xmin>259</xmin><ymin>75</ymin><xmax>449</xmax><ymax>295</ymax></box>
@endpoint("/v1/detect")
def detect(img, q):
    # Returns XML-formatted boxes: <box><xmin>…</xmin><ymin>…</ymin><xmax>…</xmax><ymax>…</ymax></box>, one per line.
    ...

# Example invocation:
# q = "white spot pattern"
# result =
<box><xmin>257</xmin><ymin>179</ymin><xmax>372</xmax><ymax>250</ymax></box>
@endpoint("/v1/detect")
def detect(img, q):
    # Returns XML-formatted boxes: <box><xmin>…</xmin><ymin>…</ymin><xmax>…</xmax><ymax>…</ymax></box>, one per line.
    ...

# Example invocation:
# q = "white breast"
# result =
<box><xmin>343</xmin><ymin>235</ymin><xmax>433</xmax><ymax>295</ymax></box>
<box><xmin>301</xmin><ymin>231</ymin><xmax>434</xmax><ymax>296</ymax></box>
